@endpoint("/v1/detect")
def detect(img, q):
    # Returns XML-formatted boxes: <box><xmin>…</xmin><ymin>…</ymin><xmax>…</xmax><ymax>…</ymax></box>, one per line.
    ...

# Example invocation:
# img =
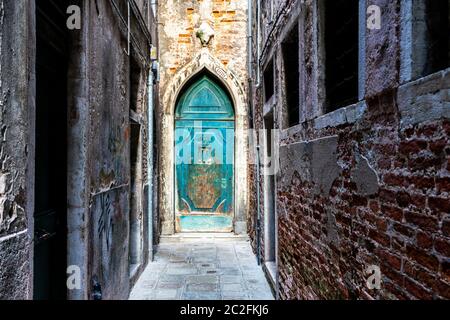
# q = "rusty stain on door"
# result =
<box><xmin>174</xmin><ymin>75</ymin><xmax>234</xmax><ymax>232</ymax></box>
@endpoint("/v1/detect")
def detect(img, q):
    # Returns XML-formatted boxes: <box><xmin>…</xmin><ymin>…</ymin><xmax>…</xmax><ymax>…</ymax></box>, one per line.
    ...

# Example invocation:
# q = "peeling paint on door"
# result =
<box><xmin>175</xmin><ymin>75</ymin><xmax>234</xmax><ymax>232</ymax></box>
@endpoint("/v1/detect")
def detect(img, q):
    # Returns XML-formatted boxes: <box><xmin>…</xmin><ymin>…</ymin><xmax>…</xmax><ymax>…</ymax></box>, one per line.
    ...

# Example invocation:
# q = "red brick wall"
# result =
<box><xmin>248</xmin><ymin>0</ymin><xmax>450</xmax><ymax>300</ymax></box>
<box><xmin>276</xmin><ymin>93</ymin><xmax>449</xmax><ymax>300</ymax></box>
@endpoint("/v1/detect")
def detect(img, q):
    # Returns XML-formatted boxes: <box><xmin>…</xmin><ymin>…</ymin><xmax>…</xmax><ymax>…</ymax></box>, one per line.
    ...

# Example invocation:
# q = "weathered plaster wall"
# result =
<box><xmin>250</xmin><ymin>0</ymin><xmax>450</xmax><ymax>300</ymax></box>
<box><xmin>365</xmin><ymin>0</ymin><xmax>400</xmax><ymax>97</ymax></box>
<box><xmin>85</xmin><ymin>0</ymin><xmax>131</xmax><ymax>300</ymax></box>
<box><xmin>0</xmin><ymin>0</ymin><xmax>156</xmax><ymax>300</ymax></box>
<box><xmin>78</xmin><ymin>0</ymin><xmax>156</xmax><ymax>300</ymax></box>
<box><xmin>158</xmin><ymin>0</ymin><xmax>249</xmax><ymax>235</ymax></box>
<box><xmin>0</xmin><ymin>0</ymin><xmax>34</xmax><ymax>300</ymax></box>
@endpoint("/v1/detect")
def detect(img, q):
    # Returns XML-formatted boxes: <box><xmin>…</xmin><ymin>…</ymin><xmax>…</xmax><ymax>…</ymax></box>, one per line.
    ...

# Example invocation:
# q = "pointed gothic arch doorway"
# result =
<box><xmin>174</xmin><ymin>74</ymin><xmax>235</xmax><ymax>232</ymax></box>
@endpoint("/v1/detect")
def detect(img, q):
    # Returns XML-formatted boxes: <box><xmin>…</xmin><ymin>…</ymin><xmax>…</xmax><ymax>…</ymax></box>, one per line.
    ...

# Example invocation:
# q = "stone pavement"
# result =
<box><xmin>129</xmin><ymin>235</ymin><xmax>274</xmax><ymax>300</ymax></box>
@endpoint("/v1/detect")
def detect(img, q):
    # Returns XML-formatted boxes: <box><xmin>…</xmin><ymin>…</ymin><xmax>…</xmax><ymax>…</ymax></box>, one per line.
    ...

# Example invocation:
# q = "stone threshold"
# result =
<box><xmin>263</xmin><ymin>261</ymin><xmax>277</xmax><ymax>297</ymax></box>
<box><xmin>160</xmin><ymin>233</ymin><xmax>249</xmax><ymax>243</ymax></box>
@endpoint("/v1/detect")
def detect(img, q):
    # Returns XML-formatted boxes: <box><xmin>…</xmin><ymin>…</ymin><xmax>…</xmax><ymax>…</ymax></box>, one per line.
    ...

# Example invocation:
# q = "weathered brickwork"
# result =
<box><xmin>249</xmin><ymin>0</ymin><xmax>450</xmax><ymax>300</ymax></box>
<box><xmin>276</xmin><ymin>108</ymin><xmax>450</xmax><ymax>300</ymax></box>
<box><xmin>158</xmin><ymin>0</ymin><xmax>248</xmax><ymax>89</ymax></box>
<box><xmin>158</xmin><ymin>0</ymin><xmax>250</xmax><ymax>235</ymax></box>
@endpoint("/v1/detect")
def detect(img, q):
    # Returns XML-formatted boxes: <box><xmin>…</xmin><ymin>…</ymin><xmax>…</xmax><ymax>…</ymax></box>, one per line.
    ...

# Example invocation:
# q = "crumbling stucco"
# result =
<box><xmin>351</xmin><ymin>154</ymin><xmax>380</xmax><ymax>196</ymax></box>
<box><xmin>1</xmin><ymin>0</ymin><xmax>156</xmax><ymax>300</ymax></box>
<box><xmin>279</xmin><ymin>136</ymin><xmax>342</xmax><ymax>196</ymax></box>
<box><xmin>0</xmin><ymin>231</ymin><xmax>30</xmax><ymax>299</ymax></box>
<box><xmin>0</xmin><ymin>0</ymin><xmax>34</xmax><ymax>300</ymax></box>
<box><xmin>326</xmin><ymin>208</ymin><xmax>340</xmax><ymax>246</ymax></box>
<box><xmin>365</xmin><ymin>0</ymin><xmax>400</xmax><ymax>98</ymax></box>
<box><xmin>80</xmin><ymin>0</ymin><xmax>154</xmax><ymax>300</ymax></box>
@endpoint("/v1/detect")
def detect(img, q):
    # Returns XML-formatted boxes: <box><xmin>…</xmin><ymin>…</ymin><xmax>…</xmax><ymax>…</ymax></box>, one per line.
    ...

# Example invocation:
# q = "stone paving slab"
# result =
<box><xmin>129</xmin><ymin>238</ymin><xmax>274</xmax><ymax>301</ymax></box>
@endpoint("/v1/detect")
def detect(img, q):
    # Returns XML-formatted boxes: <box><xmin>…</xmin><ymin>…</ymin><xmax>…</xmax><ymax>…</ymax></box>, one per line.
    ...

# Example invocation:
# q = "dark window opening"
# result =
<box><xmin>264</xmin><ymin>60</ymin><xmax>275</xmax><ymax>103</ymax></box>
<box><xmin>324</xmin><ymin>0</ymin><xmax>359</xmax><ymax>113</ymax></box>
<box><xmin>34</xmin><ymin>0</ymin><xmax>70</xmax><ymax>300</ymax></box>
<box><xmin>130</xmin><ymin>56</ymin><xmax>141</xmax><ymax>112</ymax></box>
<box><xmin>129</xmin><ymin>122</ymin><xmax>141</xmax><ymax>273</ymax></box>
<box><xmin>422</xmin><ymin>0</ymin><xmax>450</xmax><ymax>76</ymax></box>
<box><xmin>264</xmin><ymin>115</ymin><xmax>274</xmax><ymax>161</ymax></box>
<box><xmin>263</xmin><ymin>114</ymin><xmax>276</xmax><ymax>265</ymax></box>
<box><xmin>129</xmin><ymin>54</ymin><xmax>142</xmax><ymax>274</ymax></box>
<box><xmin>282</xmin><ymin>23</ymin><xmax>300</xmax><ymax>127</ymax></box>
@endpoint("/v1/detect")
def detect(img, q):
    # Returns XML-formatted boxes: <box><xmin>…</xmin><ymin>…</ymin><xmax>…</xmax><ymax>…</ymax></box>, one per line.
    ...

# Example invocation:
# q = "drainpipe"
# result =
<box><xmin>147</xmin><ymin>65</ymin><xmax>154</xmax><ymax>262</ymax></box>
<box><xmin>247</xmin><ymin>0</ymin><xmax>254</xmax><ymax>128</ymax></box>
<box><xmin>249</xmin><ymin>0</ymin><xmax>261</xmax><ymax>265</ymax></box>
<box><xmin>151</xmin><ymin>1</ymin><xmax>157</xmax><ymax>17</ymax></box>
<box><xmin>256</xmin><ymin>145</ymin><xmax>261</xmax><ymax>266</ymax></box>
<box><xmin>256</xmin><ymin>0</ymin><xmax>261</xmax><ymax>86</ymax></box>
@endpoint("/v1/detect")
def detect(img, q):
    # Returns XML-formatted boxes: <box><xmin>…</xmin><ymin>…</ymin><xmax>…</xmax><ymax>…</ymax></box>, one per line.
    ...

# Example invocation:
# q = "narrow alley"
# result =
<box><xmin>0</xmin><ymin>0</ymin><xmax>449</xmax><ymax>302</ymax></box>
<box><xmin>130</xmin><ymin>235</ymin><xmax>274</xmax><ymax>300</ymax></box>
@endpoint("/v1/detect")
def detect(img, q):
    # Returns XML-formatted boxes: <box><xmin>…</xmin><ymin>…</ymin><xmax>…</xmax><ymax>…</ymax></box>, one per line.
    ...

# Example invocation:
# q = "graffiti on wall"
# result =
<box><xmin>97</xmin><ymin>192</ymin><xmax>114</xmax><ymax>250</ymax></box>
<box><xmin>89</xmin><ymin>186</ymin><xmax>128</xmax><ymax>299</ymax></box>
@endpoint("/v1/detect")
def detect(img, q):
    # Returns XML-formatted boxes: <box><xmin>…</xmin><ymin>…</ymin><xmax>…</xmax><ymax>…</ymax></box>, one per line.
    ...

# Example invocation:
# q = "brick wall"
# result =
<box><xmin>249</xmin><ymin>0</ymin><xmax>450</xmax><ymax>300</ymax></box>
<box><xmin>158</xmin><ymin>0</ymin><xmax>248</xmax><ymax>93</ymax></box>
<box><xmin>277</xmin><ymin>103</ymin><xmax>449</xmax><ymax>300</ymax></box>
<box><xmin>157</xmin><ymin>0</ymin><xmax>250</xmax><ymax>235</ymax></box>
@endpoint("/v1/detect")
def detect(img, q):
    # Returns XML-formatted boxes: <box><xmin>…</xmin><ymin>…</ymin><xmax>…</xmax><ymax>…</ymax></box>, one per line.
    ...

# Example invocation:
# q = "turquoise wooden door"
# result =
<box><xmin>175</xmin><ymin>76</ymin><xmax>234</xmax><ymax>232</ymax></box>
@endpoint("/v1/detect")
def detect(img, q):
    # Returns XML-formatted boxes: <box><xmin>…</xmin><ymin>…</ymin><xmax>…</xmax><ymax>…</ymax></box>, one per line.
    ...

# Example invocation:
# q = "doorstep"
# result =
<box><xmin>160</xmin><ymin>233</ymin><xmax>249</xmax><ymax>243</ymax></box>
<box><xmin>263</xmin><ymin>261</ymin><xmax>277</xmax><ymax>296</ymax></box>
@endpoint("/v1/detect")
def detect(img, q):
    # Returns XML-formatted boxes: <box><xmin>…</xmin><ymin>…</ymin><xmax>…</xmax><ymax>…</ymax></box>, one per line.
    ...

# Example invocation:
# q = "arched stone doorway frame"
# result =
<box><xmin>160</xmin><ymin>48</ymin><xmax>248</xmax><ymax>235</ymax></box>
